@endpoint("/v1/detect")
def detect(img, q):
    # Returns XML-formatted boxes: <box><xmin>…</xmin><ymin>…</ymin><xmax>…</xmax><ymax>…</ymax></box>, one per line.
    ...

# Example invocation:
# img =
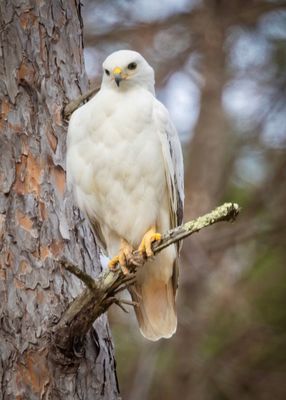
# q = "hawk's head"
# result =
<box><xmin>101</xmin><ymin>50</ymin><xmax>155</xmax><ymax>94</ymax></box>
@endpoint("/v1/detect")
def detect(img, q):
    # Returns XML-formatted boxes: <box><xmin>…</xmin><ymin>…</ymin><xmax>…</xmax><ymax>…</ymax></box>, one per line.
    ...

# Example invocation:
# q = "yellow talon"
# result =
<box><xmin>108</xmin><ymin>256</ymin><xmax>119</xmax><ymax>270</ymax></box>
<box><xmin>108</xmin><ymin>239</ymin><xmax>134</xmax><ymax>275</ymax></box>
<box><xmin>138</xmin><ymin>227</ymin><xmax>162</xmax><ymax>257</ymax></box>
<box><xmin>153</xmin><ymin>233</ymin><xmax>162</xmax><ymax>241</ymax></box>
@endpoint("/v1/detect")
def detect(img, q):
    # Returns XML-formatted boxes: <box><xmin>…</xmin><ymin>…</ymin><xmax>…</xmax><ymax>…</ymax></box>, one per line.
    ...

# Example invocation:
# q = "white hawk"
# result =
<box><xmin>66</xmin><ymin>50</ymin><xmax>184</xmax><ymax>341</ymax></box>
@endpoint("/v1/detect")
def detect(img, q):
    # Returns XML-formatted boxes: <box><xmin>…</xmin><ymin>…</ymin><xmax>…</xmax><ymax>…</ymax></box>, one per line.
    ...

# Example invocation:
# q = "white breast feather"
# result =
<box><xmin>67</xmin><ymin>87</ymin><xmax>171</xmax><ymax>256</ymax></box>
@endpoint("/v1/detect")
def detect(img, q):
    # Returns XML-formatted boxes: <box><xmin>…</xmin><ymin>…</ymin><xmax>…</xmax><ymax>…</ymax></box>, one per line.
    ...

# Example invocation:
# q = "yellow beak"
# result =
<box><xmin>113</xmin><ymin>67</ymin><xmax>122</xmax><ymax>75</ymax></box>
<box><xmin>113</xmin><ymin>66</ymin><xmax>123</xmax><ymax>87</ymax></box>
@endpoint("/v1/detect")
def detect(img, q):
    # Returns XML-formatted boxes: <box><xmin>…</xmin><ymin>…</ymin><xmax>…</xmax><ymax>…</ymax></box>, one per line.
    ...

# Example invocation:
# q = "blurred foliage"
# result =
<box><xmin>82</xmin><ymin>0</ymin><xmax>286</xmax><ymax>399</ymax></box>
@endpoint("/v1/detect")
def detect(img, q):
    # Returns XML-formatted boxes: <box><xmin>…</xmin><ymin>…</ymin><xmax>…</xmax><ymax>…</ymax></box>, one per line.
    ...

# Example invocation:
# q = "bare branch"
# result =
<box><xmin>60</xmin><ymin>260</ymin><xmax>98</xmax><ymax>290</ymax></box>
<box><xmin>51</xmin><ymin>202</ymin><xmax>240</xmax><ymax>359</ymax></box>
<box><xmin>153</xmin><ymin>202</ymin><xmax>240</xmax><ymax>253</ymax></box>
<box><xmin>64</xmin><ymin>86</ymin><xmax>99</xmax><ymax>117</ymax></box>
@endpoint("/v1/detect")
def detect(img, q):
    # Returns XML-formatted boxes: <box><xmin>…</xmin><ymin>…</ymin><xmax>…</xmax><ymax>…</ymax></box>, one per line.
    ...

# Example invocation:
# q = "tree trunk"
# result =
<box><xmin>0</xmin><ymin>1</ymin><xmax>119</xmax><ymax>399</ymax></box>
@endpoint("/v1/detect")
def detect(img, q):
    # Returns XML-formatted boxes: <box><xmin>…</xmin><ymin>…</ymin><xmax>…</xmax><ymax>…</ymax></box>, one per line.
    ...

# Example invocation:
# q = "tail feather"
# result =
<box><xmin>130</xmin><ymin>276</ymin><xmax>177</xmax><ymax>341</ymax></box>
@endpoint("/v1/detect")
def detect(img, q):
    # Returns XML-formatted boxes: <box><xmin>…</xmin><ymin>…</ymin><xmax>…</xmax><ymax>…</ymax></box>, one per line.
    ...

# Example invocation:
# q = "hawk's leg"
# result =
<box><xmin>108</xmin><ymin>239</ymin><xmax>135</xmax><ymax>275</ymax></box>
<box><xmin>138</xmin><ymin>226</ymin><xmax>162</xmax><ymax>257</ymax></box>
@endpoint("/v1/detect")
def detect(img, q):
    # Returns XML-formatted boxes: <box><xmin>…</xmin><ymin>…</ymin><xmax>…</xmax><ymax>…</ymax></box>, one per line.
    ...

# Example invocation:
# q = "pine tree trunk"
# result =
<box><xmin>0</xmin><ymin>1</ymin><xmax>119</xmax><ymax>398</ymax></box>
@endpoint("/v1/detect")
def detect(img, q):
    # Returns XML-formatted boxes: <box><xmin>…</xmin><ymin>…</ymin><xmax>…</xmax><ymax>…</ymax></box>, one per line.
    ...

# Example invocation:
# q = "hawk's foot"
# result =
<box><xmin>108</xmin><ymin>239</ymin><xmax>136</xmax><ymax>275</ymax></box>
<box><xmin>138</xmin><ymin>227</ymin><xmax>161</xmax><ymax>257</ymax></box>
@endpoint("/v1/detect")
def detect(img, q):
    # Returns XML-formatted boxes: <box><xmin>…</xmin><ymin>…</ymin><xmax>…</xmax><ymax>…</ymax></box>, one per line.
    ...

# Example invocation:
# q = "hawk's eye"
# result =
<box><xmin>105</xmin><ymin>69</ymin><xmax>110</xmax><ymax>76</ymax></box>
<box><xmin>127</xmin><ymin>62</ymin><xmax>137</xmax><ymax>70</ymax></box>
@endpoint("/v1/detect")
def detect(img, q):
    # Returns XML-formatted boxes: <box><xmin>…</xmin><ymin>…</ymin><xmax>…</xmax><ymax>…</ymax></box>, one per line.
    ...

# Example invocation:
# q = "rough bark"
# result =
<box><xmin>0</xmin><ymin>1</ymin><xmax>119</xmax><ymax>399</ymax></box>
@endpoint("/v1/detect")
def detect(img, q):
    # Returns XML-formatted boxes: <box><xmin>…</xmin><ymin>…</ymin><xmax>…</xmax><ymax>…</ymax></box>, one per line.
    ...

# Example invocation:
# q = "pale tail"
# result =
<box><xmin>131</xmin><ymin>275</ymin><xmax>177</xmax><ymax>341</ymax></box>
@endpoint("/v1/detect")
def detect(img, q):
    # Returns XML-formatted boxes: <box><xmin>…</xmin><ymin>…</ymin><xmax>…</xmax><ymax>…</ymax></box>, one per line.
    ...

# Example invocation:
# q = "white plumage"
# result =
<box><xmin>66</xmin><ymin>50</ymin><xmax>184</xmax><ymax>341</ymax></box>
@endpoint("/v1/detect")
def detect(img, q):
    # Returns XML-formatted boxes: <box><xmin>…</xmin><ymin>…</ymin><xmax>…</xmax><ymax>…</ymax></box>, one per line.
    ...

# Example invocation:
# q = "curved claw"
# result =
<box><xmin>108</xmin><ymin>255</ymin><xmax>119</xmax><ymax>270</ymax></box>
<box><xmin>108</xmin><ymin>240</ymin><xmax>135</xmax><ymax>275</ymax></box>
<box><xmin>138</xmin><ymin>227</ymin><xmax>162</xmax><ymax>257</ymax></box>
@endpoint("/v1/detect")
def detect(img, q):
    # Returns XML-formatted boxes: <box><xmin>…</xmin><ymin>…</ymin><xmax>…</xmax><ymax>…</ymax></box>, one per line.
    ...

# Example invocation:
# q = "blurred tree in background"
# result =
<box><xmin>82</xmin><ymin>1</ymin><xmax>286</xmax><ymax>399</ymax></box>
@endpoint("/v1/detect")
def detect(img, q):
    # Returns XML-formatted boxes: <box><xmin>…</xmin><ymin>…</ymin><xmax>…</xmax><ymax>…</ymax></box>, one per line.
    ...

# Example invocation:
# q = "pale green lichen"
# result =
<box><xmin>184</xmin><ymin>202</ymin><xmax>239</xmax><ymax>232</ymax></box>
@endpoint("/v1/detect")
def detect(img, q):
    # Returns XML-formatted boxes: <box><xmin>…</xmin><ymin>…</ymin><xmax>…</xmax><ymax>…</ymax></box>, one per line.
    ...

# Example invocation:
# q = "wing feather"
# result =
<box><xmin>154</xmin><ymin>100</ymin><xmax>184</xmax><ymax>294</ymax></box>
<box><xmin>154</xmin><ymin>100</ymin><xmax>184</xmax><ymax>234</ymax></box>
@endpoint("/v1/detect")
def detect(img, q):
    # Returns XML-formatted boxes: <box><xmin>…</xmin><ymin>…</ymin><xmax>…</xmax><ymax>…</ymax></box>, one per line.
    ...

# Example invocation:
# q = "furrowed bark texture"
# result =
<box><xmin>0</xmin><ymin>1</ymin><xmax>119</xmax><ymax>399</ymax></box>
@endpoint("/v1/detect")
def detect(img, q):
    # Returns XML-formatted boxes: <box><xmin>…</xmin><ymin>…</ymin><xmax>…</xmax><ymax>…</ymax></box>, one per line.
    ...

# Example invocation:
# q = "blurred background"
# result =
<box><xmin>81</xmin><ymin>1</ymin><xmax>286</xmax><ymax>399</ymax></box>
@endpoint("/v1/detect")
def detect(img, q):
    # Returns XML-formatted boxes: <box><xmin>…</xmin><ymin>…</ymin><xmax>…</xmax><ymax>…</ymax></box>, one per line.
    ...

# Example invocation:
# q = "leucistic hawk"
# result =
<box><xmin>66</xmin><ymin>50</ymin><xmax>184</xmax><ymax>341</ymax></box>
